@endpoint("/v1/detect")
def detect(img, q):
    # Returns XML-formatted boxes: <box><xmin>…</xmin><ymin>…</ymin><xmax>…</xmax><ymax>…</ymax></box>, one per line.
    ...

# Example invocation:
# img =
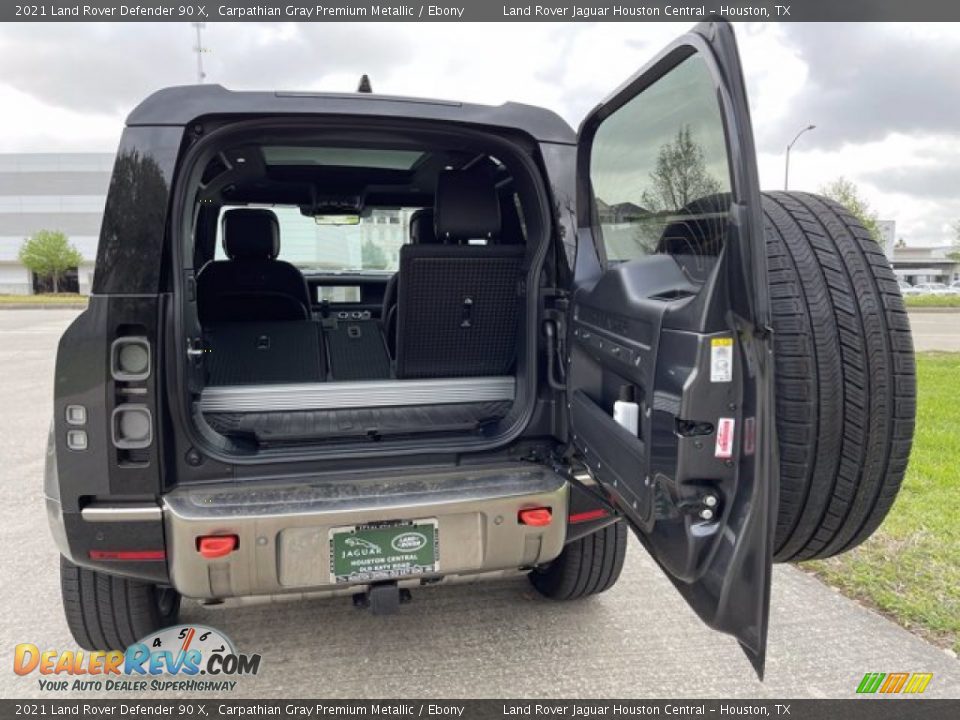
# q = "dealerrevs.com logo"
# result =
<box><xmin>13</xmin><ymin>625</ymin><xmax>261</xmax><ymax>693</ymax></box>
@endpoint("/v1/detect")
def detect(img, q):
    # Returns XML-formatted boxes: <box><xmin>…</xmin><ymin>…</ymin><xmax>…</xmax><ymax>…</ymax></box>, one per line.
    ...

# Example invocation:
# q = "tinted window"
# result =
<box><xmin>589</xmin><ymin>53</ymin><xmax>732</xmax><ymax>272</ymax></box>
<box><xmin>215</xmin><ymin>206</ymin><xmax>419</xmax><ymax>273</ymax></box>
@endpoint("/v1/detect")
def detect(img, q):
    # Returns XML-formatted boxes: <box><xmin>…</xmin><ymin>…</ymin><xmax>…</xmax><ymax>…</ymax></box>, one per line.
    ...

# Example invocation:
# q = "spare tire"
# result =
<box><xmin>762</xmin><ymin>192</ymin><xmax>916</xmax><ymax>562</ymax></box>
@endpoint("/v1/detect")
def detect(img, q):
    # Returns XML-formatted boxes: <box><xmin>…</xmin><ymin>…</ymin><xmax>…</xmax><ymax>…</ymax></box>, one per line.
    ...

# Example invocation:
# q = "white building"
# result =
<box><xmin>0</xmin><ymin>153</ymin><xmax>112</xmax><ymax>295</ymax></box>
<box><xmin>891</xmin><ymin>245</ymin><xmax>960</xmax><ymax>285</ymax></box>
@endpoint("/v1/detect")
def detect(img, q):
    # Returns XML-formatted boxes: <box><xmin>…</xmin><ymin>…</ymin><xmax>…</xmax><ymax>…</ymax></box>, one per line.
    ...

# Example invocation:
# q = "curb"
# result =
<box><xmin>906</xmin><ymin>307</ymin><xmax>960</xmax><ymax>314</ymax></box>
<box><xmin>0</xmin><ymin>304</ymin><xmax>87</xmax><ymax>311</ymax></box>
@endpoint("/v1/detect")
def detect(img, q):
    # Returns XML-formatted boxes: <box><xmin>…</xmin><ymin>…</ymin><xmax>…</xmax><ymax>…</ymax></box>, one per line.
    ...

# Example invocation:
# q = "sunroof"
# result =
<box><xmin>262</xmin><ymin>146</ymin><xmax>424</xmax><ymax>170</ymax></box>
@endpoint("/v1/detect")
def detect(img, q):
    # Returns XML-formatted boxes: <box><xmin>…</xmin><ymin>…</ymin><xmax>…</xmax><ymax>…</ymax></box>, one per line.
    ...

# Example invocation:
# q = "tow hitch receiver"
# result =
<box><xmin>353</xmin><ymin>582</ymin><xmax>412</xmax><ymax>615</ymax></box>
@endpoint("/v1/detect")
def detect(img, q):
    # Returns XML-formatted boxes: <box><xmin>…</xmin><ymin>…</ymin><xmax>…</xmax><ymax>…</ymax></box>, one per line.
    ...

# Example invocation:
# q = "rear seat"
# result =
<box><xmin>205</xmin><ymin>320</ymin><xmax>325</xmax><ymax>386</ymax></box>
<box><xmin>204</xmin><ymin>169</ymin><xmax>524</xmax><ymax>388</ymax></box>
<box><xmin>382</xmin><ymin>208</ymin><xmax>440</xmax><ymax>357</ymax></box>
<box><xmin>395</xmin><ymin>168</ymin><xmax>525</xmax><ymax>379</ymax></box>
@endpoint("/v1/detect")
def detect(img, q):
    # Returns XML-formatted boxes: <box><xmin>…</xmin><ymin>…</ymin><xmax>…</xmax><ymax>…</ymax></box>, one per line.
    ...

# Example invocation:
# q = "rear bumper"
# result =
<box><xmin>162</xmin><ymin>464</ymin><xmax>568</xmax><ymax>599</ymax></box>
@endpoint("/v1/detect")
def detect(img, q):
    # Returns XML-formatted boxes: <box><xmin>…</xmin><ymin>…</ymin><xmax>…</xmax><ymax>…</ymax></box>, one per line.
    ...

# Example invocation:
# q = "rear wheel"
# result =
<box><xmin>60</xmin><ymin>555</ymin><xmax>181</xmax><ymax>650</ymax></box>
<box><xmin>529</xmin><ymin>521</ymin><xmax>627</xmax><ymax>600</ymax></box>
<box><xmin>762</xmin><ymin>192</ymin><xmax>916</xmax><ymax>562</ymax></box>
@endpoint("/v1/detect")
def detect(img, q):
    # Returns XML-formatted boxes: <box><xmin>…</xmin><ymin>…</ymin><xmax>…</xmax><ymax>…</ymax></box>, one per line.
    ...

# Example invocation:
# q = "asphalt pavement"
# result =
<box><xmin>1</xmin><ymin>308</ymin><xmax>957</xmax><ymax>699</ymax></box>
<box><xmin>908</xmin><ymin>309</ymin><xmax>960</xmax><ymax>351</ymax></box>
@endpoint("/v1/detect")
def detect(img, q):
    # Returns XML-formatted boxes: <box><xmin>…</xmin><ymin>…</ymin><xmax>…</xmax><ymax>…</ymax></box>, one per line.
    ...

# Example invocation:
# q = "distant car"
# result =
<box><xmin>899</xmin><ymin>281</ymin><xmax>924</xmax><ymax>296</ymax></box>
<box><xmin>951</xmin><ymin>281</ymin><xmax>960</xmax><ymax>291</ymax></box>
<box><xmin>914</xmin><ymin>282</ymin><xmax>958</xmax><ymax>295</ymax></box>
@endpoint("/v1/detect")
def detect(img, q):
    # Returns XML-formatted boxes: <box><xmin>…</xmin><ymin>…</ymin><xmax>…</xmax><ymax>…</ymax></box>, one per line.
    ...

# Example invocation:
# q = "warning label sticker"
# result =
<box><xmin>715</xmin><ymin>417</ymin><xmax>736</xmax><ymax>459</ymax></box>
<box><xmin>710</xmin><ymin>337</ymin><xmax>734</xmax><ymax>383</ymax></box>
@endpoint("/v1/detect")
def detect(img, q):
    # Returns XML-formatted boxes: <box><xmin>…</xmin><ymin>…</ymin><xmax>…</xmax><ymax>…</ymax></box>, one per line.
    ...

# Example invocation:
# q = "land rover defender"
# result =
<box><xmin>45</xmin><ymin>22</ymin><xmax>915</xmax><ymax>676</ymax></box>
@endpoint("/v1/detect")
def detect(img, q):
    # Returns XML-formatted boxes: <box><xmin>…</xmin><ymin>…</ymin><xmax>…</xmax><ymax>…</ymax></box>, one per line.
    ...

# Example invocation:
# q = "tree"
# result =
<box><xmin>948</xmin><ymin>220</ymin><xmax>960</xmax><ymax>262</ymax></box>
<box><xmin>361</xmin><ymin>239</ymin><xmax>388</xmax><ymax>269</ymax></box>
<box><xmin>820</xmin><ymin>177</ymin><xmax>880</xmax><ymax>241</ymax></box>
<box><xmin>641</xmin><ymin>125</ymin><xmax>722</xmax><ymax>213</ymax></box>
<box><xmin>18</xmin><ymin>230</ymin><xmax>83</xmax><ymax>293</ymax></box>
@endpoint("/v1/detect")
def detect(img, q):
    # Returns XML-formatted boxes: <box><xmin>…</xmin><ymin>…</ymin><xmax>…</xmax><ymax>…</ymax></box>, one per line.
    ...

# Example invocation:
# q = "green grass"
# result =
<box><xmin>0</xmin><ymin>293</ymin><xmax>87</xmax><ymax>305</ymax></box>
<box><xmin>804</xmin><ymin>352</ymin><xmax>960</xmax><ymax>653</ymax></box>
<box><xmin>905</xmin><ymin>294</ymin><xmax>960</xmax><ymax>308</ymax></box>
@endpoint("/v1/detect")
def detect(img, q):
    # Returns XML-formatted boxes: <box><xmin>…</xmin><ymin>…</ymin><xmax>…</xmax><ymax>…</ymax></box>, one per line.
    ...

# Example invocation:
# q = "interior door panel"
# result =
<box><xmin>569</xmin><ymin>21</ymin><xmax>775</xmax><ymax>676</ymax></box>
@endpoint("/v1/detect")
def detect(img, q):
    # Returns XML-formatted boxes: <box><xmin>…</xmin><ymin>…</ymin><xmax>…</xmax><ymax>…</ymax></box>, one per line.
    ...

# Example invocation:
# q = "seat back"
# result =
<box><xmin>395</xmin><ymin>244</ymin><xmax>524</xmax><ymax>378</ymax></box>
<box><xmin>383</xmin><ymin>208</ymin><xmax>441</xmax><ymax>356</ymax></box>
<box><xmin>198</xmin><ymin>208</ymin><xmax>311</xmax><ymax>323</ymax></box>
<box><xmin>395</xmin><ymin>168</ymin><xmax>524</xmax><ymax>379</ymax></box>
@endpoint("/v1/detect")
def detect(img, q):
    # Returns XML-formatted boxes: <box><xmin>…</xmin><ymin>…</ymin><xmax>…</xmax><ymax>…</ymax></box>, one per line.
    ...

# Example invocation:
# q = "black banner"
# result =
<box><xmin>2</xmin><ymin>700</ymin><xmax>959</xmax><ymax>719</ymax></box>
<box><xmin>7</xmin><ymin>0</ymin><xmax>960</xmax><ymax>22</ymax></box>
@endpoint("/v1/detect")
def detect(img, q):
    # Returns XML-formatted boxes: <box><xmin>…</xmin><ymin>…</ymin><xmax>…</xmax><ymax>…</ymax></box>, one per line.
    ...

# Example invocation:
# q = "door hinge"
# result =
<box><xmin>543</xmin><ymin>318</ymin><xmax>566</xmax><ymax>391</ymax></box>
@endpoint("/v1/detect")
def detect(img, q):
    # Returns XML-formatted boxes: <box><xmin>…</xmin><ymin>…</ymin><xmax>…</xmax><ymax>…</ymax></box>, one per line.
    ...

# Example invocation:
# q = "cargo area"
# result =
<box><xmin>177</xmin><ymin>125</ymin><xmax>551</xmax><ymax>452</ymax></box>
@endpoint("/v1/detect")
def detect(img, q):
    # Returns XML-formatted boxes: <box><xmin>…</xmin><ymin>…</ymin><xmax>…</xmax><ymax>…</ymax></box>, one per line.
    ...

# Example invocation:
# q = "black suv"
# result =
<box><xmin>45</xmin><ymin>22</ymin><xmax>915</xmax><ymax>676</ymax></box>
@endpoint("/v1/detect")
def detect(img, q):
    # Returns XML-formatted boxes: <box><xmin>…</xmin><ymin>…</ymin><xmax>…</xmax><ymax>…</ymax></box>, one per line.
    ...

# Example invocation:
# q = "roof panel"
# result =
<box><xmin>125</xmin><ymin>85</ymin><xmax>576</xmax><ymax>145</ymax></box>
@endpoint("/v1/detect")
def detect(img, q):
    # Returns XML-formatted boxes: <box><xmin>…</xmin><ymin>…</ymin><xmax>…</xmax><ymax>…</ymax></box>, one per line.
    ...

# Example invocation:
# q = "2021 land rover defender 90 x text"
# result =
<box><xmin>46</xmin><ymin>22</ymin><xmax>915</xmax><ymax>676</ymax></box>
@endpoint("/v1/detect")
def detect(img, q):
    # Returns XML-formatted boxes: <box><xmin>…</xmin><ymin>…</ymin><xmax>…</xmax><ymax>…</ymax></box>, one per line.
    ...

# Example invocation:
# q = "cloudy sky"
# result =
<box><xmin>1</xmin><ymin>21</ymin><xmax>958</xmax><ymax>245</ymax></box>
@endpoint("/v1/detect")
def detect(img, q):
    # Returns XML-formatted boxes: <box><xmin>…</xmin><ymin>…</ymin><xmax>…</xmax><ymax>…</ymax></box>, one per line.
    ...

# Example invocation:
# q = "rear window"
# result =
<box><xmin>589</xmin><ymin>53</ymin><xmax>733</xmax><ymax>268</ymax></box>
<box><xmin>214</xmin><ymin>206</ymin><xmax>420</xmax><ymax>273</ymax></box>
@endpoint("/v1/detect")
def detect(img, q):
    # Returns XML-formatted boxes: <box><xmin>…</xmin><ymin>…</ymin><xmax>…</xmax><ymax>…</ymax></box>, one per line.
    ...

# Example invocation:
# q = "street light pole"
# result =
<box><xmin>192</xmin><ymin>22</ymin><xmax>207</xmax><ymax>84</ymax></box>
<box><xmin>784</xmin><ymin>124</ymin><xmax>816</xmax><ymax>191</ymax></box>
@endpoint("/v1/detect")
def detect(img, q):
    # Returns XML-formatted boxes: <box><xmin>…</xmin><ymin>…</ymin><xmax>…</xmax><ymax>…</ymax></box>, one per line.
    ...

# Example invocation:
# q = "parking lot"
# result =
<box><xmin>1</xmin><ymin>308</ymin><xmax>957</xmax><ymax>699</ymax></box>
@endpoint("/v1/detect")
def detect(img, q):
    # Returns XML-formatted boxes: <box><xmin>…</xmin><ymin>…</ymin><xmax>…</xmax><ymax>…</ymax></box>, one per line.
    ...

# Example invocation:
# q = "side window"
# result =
<box><xmin>589</xmin><ymin>52</ymin><xmax>732</xmax><ymax>275</ymax></box>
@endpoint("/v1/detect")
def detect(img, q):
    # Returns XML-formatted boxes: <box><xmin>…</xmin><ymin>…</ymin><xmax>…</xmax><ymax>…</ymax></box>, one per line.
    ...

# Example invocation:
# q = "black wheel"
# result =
<box><xmin>529</xmin><ymin>521</ymin><xmax>627</xmax><ymax>600</ymax></box>
<box><xmin>762</xmin><ymin>192</ymin><xmax>916</xmax><ymax>562</ymax></box>
<box><xmin>60</xmin><ymin>555</ymin><xmax>181</xmax><ymax>650</ymax></box>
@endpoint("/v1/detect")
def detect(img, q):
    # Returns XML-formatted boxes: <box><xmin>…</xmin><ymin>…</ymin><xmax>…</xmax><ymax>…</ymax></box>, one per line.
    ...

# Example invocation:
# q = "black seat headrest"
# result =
<box><xmin>409</xmin><ymin>208</ymin><xmax>440</xmax><ymax>245</ymax></box>
<box><xmin>434</xmin><ymin>168</ymin><xmax>500</xmax><ymax>243</ymax></box>
<box><xmin>222</xmin><ymin>208</ymin><xmax>280</xmax><ymax>260</ymax></box>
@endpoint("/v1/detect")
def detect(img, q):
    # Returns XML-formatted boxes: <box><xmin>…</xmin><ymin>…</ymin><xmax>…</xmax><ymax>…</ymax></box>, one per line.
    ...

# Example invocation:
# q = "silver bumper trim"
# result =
<box><xmin>199</xmin><ymin>376</ymin><xmax>516</xmax><ymax>413</ymax></box>
<box><xmin>81</xmin><ymin>504</ymin><xmax>162</xmax><ymax>522</ymax></box>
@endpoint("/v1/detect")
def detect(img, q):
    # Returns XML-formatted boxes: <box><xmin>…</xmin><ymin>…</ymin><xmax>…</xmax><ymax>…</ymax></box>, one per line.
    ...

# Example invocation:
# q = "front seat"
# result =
<box><xmin>382</xmin><ymin>207</ymin><xmax>439</xmax><ymax>356</ymax></box>
<box><xmin>197</xmin><ymin>208</ymin><xmax>311</xmax><ymax>323</ymax></box>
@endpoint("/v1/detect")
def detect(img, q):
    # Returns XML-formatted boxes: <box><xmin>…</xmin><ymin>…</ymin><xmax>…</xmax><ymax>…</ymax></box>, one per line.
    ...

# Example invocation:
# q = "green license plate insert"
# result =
<box><xmin>329</xmin><ymin>520</ymin><xmax>439</xmax><ymax>584</ymax></box>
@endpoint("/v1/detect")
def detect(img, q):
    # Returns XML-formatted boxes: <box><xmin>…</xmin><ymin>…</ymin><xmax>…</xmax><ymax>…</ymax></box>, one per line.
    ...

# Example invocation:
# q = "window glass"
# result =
<box><xmin>261</xmin><ymin>146</ymin><xmax>423</xmax><ymax>170</ymax></box>
<box><xmin>215</xmin><ymin>206</ymin><xmax>420</xmax><ymax>273</ymax></box>
<box><xmin>590</xmin><ymin>52</ymin><xmax>732</xmax><ymax>269</ymax></box>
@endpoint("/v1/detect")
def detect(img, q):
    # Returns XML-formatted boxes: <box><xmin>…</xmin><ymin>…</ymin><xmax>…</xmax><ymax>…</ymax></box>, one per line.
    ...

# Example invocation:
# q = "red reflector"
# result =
<box><xmin>569</xmin><ymin>508</ymin><xmax>609</xmax><ymax>524</ymax></box>
<box><xmin>197</xmin><ymin>535</ymin><xmax>237</xmax><ymax>559</ymax></box>
<box><xmin>89</xmin><ymin>550</ymin><xmax>166</xmax><ymax>561</ymax></box>
<box><xmin>518</xmin><ymin>507</ymin><xmax>552</xmax><ymax>527</ymax></box>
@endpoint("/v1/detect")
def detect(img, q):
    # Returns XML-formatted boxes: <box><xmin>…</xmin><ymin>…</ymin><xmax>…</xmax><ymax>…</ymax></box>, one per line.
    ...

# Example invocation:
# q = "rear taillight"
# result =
<box><xmin>65</xmin><ymin>404</ymin><xmax>88</xmax><ymax>451</ymax></box>
<box><xmin>110</xmin><ymin>337</ymin><xmax>150</xmax><ymax>381</ymax></box>
<box><xmin>111</xmin><ymin>404</ymin><xmax>153</xmax><ymax>449</ymax></box>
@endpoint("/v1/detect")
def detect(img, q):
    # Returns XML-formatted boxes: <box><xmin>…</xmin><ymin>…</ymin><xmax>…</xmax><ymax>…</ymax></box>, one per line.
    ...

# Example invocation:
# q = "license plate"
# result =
<box><xmin>329</xmin><ymin>520</ymin><xmax>439</xmax><ymax>584</ymax></box>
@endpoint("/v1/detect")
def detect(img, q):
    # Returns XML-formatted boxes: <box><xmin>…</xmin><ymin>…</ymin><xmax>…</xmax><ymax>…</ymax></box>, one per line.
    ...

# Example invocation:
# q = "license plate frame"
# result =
<box><xmin>329</xmin><ymin>519</ymin><xmax>439</xmax><ymax>584</ymax></box>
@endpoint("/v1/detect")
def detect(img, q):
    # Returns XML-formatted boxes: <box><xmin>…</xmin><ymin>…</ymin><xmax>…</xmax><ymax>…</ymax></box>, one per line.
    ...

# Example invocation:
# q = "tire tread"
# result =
<box><xmin>529</xmin><ymin>521</ymin><xmax>627</xmax><ymax>600</ymax></box>
<box><xmin>763</xmin><ymin>192</ymin><xmax>915</xmax><ymax>562</ymax></box>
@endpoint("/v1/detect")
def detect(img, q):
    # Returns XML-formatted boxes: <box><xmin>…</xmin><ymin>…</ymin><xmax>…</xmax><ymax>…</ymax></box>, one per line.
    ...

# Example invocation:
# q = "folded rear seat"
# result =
<box><xmin>395</xmin><ymin>167</ymin><xmax>525</xmax><ymax>379</ymax></box>
<box><xmin>325</xmin><ymin>318</ymin><xmax>392</xmax><ymax>381</ymax></box>
<box><xmin>205</xmin><ymin>320</ymin><xmax>325</xmax><ymax>386</ymax></box>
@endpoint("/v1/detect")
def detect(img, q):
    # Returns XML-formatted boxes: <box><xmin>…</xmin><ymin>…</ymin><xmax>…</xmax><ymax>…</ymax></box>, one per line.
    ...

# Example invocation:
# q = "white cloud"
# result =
<box><xmin>0</xmin><ymin>21</ymin><xmax>957</xmax><ymax>245</ymax></box>
<box><xmin>0</xmin><ymin>84</ymin><xmax>122</xmax><ymax>153</ymax></box>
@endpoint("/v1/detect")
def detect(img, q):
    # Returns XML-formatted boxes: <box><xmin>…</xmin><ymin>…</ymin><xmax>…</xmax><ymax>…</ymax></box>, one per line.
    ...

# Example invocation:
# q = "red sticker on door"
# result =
<box><xmin>715</xmin><ymin>418</ymin><xmax>735</xmax><ymax>459</ymax></box>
